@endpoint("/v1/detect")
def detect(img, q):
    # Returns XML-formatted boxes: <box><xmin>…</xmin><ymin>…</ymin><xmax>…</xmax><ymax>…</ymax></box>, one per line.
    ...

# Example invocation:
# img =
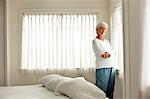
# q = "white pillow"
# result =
<box><xmin>45</xmin><ymin>77</ymin><xmax>72</xmax><ymax>91</ymax></box>
<box><xmin>55</xmin><ymin>77</ymin><xmax>106</xmax><ymax>99</ymax></box>
<box><xmin>38</xmin><ymin>74</ymin><xmax>62</xmax><ymax>86</ymax></box>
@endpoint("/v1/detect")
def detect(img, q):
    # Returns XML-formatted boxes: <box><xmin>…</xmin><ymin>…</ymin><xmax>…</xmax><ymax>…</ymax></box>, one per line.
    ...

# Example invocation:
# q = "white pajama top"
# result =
<box><xmin>92</xmin><ymin>38</ymin><xmax>115</xmax><ymax>68</ymax></box>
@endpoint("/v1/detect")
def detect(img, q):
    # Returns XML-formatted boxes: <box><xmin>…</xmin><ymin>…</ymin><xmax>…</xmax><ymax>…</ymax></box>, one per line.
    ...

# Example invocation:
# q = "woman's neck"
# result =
<box><xmin>96</xmin><ymin>35</ymin><xmax>104</xmax><ymax>41</ymax></box>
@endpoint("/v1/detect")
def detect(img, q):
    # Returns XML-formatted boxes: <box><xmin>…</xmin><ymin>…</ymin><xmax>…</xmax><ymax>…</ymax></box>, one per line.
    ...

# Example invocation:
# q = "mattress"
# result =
<box><xmin>0</xmin><ymin>84</ymin><xmax>69</xmax><ymax>99</ymax></box>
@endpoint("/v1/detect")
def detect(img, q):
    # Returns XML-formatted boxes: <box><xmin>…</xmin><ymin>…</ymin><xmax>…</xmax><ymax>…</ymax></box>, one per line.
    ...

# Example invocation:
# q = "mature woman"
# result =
<box><xmin>92</xmin><ymin>22</ymin><xmax>116</xmax><ymax>99</ymax></box>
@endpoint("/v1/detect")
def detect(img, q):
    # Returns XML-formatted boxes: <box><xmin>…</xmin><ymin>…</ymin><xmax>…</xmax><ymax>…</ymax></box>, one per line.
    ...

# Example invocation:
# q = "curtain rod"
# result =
<box><xmin>19</xmin><ymin>8</ymin><xmax>102</xmax><ymax>14</ymax></box>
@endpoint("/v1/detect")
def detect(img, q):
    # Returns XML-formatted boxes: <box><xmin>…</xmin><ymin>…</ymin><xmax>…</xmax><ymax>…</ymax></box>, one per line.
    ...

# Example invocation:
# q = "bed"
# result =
<box><xmin>0</xmin><ymin>74</ymin><xmax>106</xmax><ymax>99</ymax></box>
<box><xmin>0</xmin><ymin>84</ymin><xmax>69</xmax><ymax>99</ymax></box>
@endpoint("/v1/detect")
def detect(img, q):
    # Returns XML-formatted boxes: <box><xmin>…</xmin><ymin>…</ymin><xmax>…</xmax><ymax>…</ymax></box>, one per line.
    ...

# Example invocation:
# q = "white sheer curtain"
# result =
<box><xmin>110</xmin><ymin>0</ymin><xmax>123</xmax><ymax>75</ymax></box>
<box><xmin>124</xmin><ymin>0</ymin><xmax>150</xmax><ymax>98</ymax></box>
<box><xmin>140</xmin><ymin>0</ymin><xmax>150</xmax><ymax>98</ymax></box>
<box><xmin>21</xmin><ymin>13</ymin><xmax>96</xmax><ymax>73</ymax></box>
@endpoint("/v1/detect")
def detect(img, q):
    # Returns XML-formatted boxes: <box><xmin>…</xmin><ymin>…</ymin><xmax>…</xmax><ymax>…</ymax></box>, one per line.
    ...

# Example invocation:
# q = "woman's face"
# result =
<box><xmin>97</xmin><ymin>27</ymin><xmax>107</xmax><ymax>36</ymax></box>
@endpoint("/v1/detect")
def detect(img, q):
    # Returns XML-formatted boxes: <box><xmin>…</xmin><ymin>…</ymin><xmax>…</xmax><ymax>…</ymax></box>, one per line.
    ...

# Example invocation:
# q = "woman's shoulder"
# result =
<box><xmin>93</xmin><ymin>38</ymin><xmax>108</xmax><ymax>42</ymax></box>
<box><xmin>93</xmin><ymin>38</ymin><xmax>110</xmax><ymax>43</ymax></box>
<box><xmin>92</xmin><ymin>38</ymin><xmax>99</xmax><ymax>43</ymax></box>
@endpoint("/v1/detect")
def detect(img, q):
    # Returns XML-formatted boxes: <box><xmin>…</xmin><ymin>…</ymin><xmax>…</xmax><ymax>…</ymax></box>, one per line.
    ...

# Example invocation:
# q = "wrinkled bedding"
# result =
<box><xmin>0</xmin><ymin>84</ymin><xmax>69</xmax><ymax>99</ymax></box>
<box><xmin>0</xmin><ymin>74</ymin><xmax>107</xmax><ymax>99</ymax></box>
<box><xmin>0</xmin><ymin>84</ymin><xmax>108</xmax><ymax>99</ymax></box>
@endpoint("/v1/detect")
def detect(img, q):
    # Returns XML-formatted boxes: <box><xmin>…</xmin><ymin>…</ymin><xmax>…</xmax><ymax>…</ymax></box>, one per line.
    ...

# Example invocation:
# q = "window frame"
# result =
<box><xmin>110</xmin><ymin>0</ymin><xmax>124</xmax><ymax>77</ymax></box>
<box><xmin>18</xmin><ymin>8</ymin><xmax>102</xmax><ymax>71</ymax></box>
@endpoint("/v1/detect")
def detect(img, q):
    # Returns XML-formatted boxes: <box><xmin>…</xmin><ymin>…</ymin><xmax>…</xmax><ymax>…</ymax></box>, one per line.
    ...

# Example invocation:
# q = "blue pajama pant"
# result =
<box><xmin>96</xmin><ymin>67</ymin><xmax>116</xmax><ymax>99</ymax></box>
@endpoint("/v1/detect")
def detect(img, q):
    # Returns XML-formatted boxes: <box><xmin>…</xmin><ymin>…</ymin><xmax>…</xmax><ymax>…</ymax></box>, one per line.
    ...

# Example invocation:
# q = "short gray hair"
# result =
<box><xmin>96</xmin><ymin>22</ymin><xmax>109</xmax><ymax>30</ymax></box>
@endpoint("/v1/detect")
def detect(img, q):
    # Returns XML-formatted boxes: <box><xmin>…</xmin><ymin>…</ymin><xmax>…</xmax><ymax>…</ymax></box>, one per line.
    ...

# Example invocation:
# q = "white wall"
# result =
<box><xmin>0</xmin><ymin>0</ymin><xmax>5</xmax><ymax>86</ymax></box>
<box><xmin>6</xmin><ymin>0</ymin><xmax>110</xmax><ymax>86</ymax></box>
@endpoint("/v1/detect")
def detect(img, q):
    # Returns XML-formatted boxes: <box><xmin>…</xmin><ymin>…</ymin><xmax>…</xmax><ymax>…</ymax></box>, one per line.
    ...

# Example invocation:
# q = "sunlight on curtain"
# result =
<box><xmin>110</xmin><ymin>0</ymin><xmax>123</xmax><ymax>75</ymax></box>
<box><xmin>141</xmin><ymin>0</ymin><xmax>150</xmax><ymax>98</ymax></box>
<box><xmin>21</xmin><ymin>14</ymin><xmax>96</xmax><ymax>72</ymax></box>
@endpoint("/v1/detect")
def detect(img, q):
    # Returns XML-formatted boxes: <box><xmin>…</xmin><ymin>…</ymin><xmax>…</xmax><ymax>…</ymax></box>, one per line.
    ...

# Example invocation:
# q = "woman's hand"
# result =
<box><xmin>101</xmin><ymin>52</ymin><xmax>111</xmax><ymax>58</ymax></box>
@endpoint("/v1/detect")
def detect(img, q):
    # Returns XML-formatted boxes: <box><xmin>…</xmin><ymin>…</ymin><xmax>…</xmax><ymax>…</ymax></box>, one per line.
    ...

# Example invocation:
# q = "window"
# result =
<box><xmin>21</xmin><ymin>13</ymin><xmax>97</xmax><ymax>71</ymax></box>
<box><xmin>110</xmin><ymin>0</ymin><xmax>124</xmax><ymax>75</ymax></box>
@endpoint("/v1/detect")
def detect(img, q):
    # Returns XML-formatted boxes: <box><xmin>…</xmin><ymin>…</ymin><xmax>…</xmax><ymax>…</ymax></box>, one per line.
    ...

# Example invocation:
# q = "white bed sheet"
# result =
<box><xmin>0</xmin><ymin>84</ymin><xmax>69</xmax><ymax>99</ymax></box>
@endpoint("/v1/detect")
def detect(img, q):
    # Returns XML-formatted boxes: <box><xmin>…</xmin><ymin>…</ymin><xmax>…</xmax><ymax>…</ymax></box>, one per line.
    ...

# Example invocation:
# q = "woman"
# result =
<box><xmin>92</xmin><ymin>22</ymin><xmax>116</xmax><ymax>99</ymax></box>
